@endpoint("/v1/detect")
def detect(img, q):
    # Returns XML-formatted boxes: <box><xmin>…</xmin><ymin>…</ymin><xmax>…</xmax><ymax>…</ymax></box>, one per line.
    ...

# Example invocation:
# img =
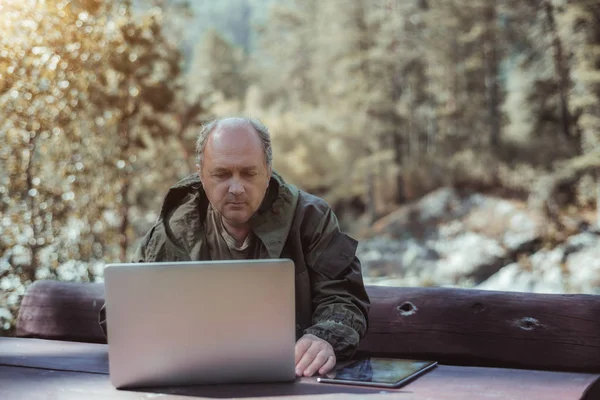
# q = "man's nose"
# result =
<box><xmin>228</xmin><ymin>179</ymin><xmax>244</xmax><ymax>195</ymax></box>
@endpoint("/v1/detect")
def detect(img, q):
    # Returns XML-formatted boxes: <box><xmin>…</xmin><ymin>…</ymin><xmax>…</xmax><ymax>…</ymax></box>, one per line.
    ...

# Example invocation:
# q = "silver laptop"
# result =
<box><xmin>103</xmin><ymin>259</ymin><xmax>296</xmax><ymax>388</ymax></box>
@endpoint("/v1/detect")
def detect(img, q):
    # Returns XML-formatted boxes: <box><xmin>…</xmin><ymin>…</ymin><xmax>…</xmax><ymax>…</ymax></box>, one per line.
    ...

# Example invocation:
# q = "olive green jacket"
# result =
<box><xmin>100</xmin><ymin>171</ymin><xmax>370</xmax><ymax>359</ymax></box>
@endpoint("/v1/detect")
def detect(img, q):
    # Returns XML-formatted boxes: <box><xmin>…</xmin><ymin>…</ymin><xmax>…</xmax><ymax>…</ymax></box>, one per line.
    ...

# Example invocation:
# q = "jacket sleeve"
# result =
<box><xmin>302</xmin><ymin>207</ymin><xmax>370</xmax><ymax>360</ymax></box>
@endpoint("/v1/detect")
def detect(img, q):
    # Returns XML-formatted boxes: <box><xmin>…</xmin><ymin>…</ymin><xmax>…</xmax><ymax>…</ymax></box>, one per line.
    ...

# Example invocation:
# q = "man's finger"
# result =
<box><xmin>303</xmin><ymin>350</ymin><xmax>331</xmax><ymax>377</ymax></box>
<box><xmin>294</xmin><ymin>338</ymin><xmax>313</xmax><ymax>365</ymax></box>
<box><xmin>295</xmin><ymin>342</ymin><xmax>320</xmax><ymax>376</ymax></box>
<box><xmin>318</xmin><ymin>355</ymin><xmax>336</xmax><ymax>376</ymax></box>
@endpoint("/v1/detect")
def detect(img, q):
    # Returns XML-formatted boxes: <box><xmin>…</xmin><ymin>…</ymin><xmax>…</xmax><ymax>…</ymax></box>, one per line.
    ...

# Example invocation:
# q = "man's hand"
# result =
<box><xmin>294</xmin><ymin>334</ymin><xmax>336</xmax><ymax>377</ymax></box>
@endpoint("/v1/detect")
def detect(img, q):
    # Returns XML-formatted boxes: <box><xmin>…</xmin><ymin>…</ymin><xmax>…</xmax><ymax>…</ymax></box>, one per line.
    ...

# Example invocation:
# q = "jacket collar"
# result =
<box><xmin>249</xmin><ymin>172</ymin><xmax>299</xmax><ymax>258</ymax></box>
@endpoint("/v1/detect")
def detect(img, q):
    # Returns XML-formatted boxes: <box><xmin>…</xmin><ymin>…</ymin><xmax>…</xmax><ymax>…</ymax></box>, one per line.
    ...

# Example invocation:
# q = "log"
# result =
<box><xmin>357</xmin><ymin>286</ymin><xmax>600</xmax><ymax>373</ymax></box>
<box><xmin>14</xmin><ymin>280</ymin><xmax>600</xmax><ymax>372</ymax></box>
<box><xmin>16</xmin><ymin>280</ymin><xmax>106</xmax><ymax>344</ymax></box>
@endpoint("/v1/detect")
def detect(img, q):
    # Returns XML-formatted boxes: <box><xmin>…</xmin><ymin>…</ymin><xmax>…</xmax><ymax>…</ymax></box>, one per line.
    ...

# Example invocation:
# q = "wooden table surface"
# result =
<box><xmin>1</xmin><ymin>337</ymin><xmax>599</xmax><ymax>400</ymax></box>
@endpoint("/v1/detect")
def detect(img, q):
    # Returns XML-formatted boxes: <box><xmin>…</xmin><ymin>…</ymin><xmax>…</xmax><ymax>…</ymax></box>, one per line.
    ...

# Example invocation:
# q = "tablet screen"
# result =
<box><xmin>322</xmin><ymin>358</ymin><xmax>437</xmax><ymax>386</ymax></box>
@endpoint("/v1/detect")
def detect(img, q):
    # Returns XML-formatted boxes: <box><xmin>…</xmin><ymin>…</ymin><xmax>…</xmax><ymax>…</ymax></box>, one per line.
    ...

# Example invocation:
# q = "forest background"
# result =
<box><xmin>2</xmin><ymin>0</ymin><xmax>600</xmax><ymax>334</ymax></box>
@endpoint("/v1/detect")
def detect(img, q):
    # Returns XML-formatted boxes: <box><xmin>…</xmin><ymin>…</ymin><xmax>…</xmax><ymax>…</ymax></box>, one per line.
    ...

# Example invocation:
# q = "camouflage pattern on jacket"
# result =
<box><xmin>100</xmin><ymin>171</ymin><xmax>370</xmax><ymax>359</ymax></box>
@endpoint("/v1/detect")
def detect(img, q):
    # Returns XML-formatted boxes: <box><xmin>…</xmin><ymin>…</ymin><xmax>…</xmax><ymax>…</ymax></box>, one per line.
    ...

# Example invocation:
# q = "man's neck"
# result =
<box><xmin>222</xmin><ymin>219</ymin><xmax>251</xmax><ymax>248</ymax></box>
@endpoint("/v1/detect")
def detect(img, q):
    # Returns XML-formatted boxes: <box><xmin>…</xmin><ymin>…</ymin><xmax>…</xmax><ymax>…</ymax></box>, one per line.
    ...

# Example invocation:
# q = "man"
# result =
<box><xmin>100</xmin><ymin>117</ymin><xmax>370</xmax><ymax>377</ymax></box>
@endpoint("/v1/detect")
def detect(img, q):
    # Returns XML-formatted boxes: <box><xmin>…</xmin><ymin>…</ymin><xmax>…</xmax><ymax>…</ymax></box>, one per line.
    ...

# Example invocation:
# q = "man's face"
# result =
<box><xmin>199</xmin><ymin>122</ymin><xmax>271</xmax><ymax>228</ymax></box>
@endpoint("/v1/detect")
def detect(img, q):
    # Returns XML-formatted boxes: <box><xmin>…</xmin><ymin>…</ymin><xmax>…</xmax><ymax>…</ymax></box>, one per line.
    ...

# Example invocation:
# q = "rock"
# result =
<box><xmin>564</xmin><ymin>233</ymin><xmax>600</xmax><ymax>294</ymax></box>
<box><xmin>357</xmin><ymin>236</ymin><xmax>437</xmax><ymax>278</ymax></box>
<box><xmin>363</xmin><ymin>276</ymin><xmax>410</xmax><ymax>287</ymax></box>
<box><xmin>371</xmin><ymin>187</ymin><xmax>466</xmax><ymax>239</ymax></box>
<box><xmin>357</xmin><ymin>237</ymin><xmax>404</xmax><ymax>277</ymax></box>
<box><xmin>417</xmin><ymin>187</ymin><xmax>464</xmax><ymax>223</ymax></box>
<box><xmin>563</xmin><ymin>232</ymin><xmax>599</xmax><ymax>255</ymax></box>
<box><xmin>477</xmin><ymin>247</ymin><xmax>570</xmax><ymax>294</ymax></box>
<box><xmin>503</xmin><ymin>211</ymin><xmax>542</xmax><ymax>252</ymax></box>
<box><xmin>477</xmin><ymin>262</ymin><xmax>537</xmax><ymax>292</ymax></box>
<box><xmin>528</xmin><ymin>248</ymin><xmax>567</xmax><ymax>293</ymax></box>
<box><xmin>432</xmin><ymin>232</ymin><xmax>507</xmax><ymax>284</ymax></box>
<box><xmin>359</xmin><ymin>187</ymin><xmax>548</xmax><ymax>289</ymax></box>
<box><xmin>462</xmin><ymin>195</ymin><xmax>544</xmax><ymax>253</ymax></box>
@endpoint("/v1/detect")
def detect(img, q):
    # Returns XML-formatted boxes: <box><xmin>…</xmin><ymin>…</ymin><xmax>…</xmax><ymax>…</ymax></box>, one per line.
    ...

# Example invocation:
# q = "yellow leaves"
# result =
<box><xmin>5</xmin><ymin>127</ymin><xmax>24</xmax><ymax>146</ymax></box>
<box><xmin>0</xmin><ymin>0</ymin><xmax>199</xmax><ymax>305</ymax></box>
<box><xmin>464</xmin><ymin>54</ymin><xmax>484</xmax><ymax>71</ymax></box>
<box><xmin>47</xmin><ymin>55</ymin><xmax>61</xmax><ymax>71</ymax></box>
<box><xmin>78</xmin><ymin>11</ymin><xmax>90</xmax><ymax>22</ymax></box>
<box><xmin>573</xmin><ymin>68</ymin><xmax>600</xmax><ymax>85</ymax></box>
<box><xmin>65</xmin><ymin>42</ymin><xmax>81</xmax><ymax>53</ymax></box>
<box><xmin>459</xmin><ymin>24</ymin><xmax>485</xmax><ymax>45</ymax></box>
<box><xmin>57</xmin><ymin>80</ymin><xmax>70</xmax><ymax>90</ymax></box>
<box><xmin>579</xmin><ymin>114</ymin><xmax>600</xmax><ymax>131</ymax></box>
<box><xmin>128</xmin><ymin>85</ymin><xmax>140</xmax><ymax>97</ymax></box>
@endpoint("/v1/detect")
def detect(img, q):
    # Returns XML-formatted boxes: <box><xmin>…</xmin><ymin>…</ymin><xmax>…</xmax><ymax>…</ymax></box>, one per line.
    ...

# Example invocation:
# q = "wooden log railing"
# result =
<box><xmin>16</xmin><ymin>280</ymin><xmax>106</xmax><ymax>344</ymax></box>
<box><xmin>14</xmin><ymin>280</ymin><xmax>600</xmax><ymax>373</ymax></box>
<box><xmin>357</xmin><ymin>286</ymin><xmax>600</xmax><ymax>373</ymax></box>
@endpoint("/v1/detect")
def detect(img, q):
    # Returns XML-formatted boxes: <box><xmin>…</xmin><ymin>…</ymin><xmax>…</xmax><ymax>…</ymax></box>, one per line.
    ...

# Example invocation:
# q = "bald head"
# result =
<box><xmin>196</xmin><ymin>117</ymin><xmax>272</xmax><ymax>173</ymax></box>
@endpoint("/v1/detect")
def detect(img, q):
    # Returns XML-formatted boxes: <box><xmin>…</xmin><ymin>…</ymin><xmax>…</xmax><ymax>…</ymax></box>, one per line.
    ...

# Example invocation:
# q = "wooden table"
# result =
<box><xmin>1</xmin><ymin>337</ymin><xmax>599</xmax><ymax>400</ymax></box>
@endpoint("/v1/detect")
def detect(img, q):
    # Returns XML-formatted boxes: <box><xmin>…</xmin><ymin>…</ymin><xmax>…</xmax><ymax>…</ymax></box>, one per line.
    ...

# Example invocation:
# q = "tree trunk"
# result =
<box><xmin>450</xmin><ymin>37</ymin><xmax>460</xmax><ymax>140</ymax></box>
<box><xmin>408</xmin><ymin>91</ymin><xmax>417</xmax><ymax>160</ymax></box>
<box><xmin>427</xmin><ymin>78</ymin><xmax>437</xmax><ymax>155</ymax></box>
<box><xmin>484</xmin><ymin>1</ymin><xmax>500</xmax><ymax>148</ymax></box>
<box><xmin>596</xmin><ymin>171</ymin><xmax>600</xmax><ymax>230</ymax></box>
<box><xmin>239</xmin><ymin>0</ymin><xmax>252</xmax><ymax>56</ymax></box>
<box><xmin>366</xmin><ymin>170</ymin><xmax>377</xmax><ymax>225</ymax></box>
<box><xmin>118</xmin><ymin>119</ymin><xmax>132</xmax><ymax>262</ymax></box>
<box><xmin>24</xmin><ymin>134</ymin><xmax>39</xmax><ymax>283</ymax></box>
<box><xmin>119</xmin><ymin>179</ymin><xmax>130</xmax><ymax>263</ymax></box>
<box><xmin>392</xmin><ymin>128</ymin><xmax>405</xmax><ymax>203</ymax></box>
<box><xmin>543</xmin><ymin>0</ymin><xmax>571</xmax><ymax>139</ymax></box>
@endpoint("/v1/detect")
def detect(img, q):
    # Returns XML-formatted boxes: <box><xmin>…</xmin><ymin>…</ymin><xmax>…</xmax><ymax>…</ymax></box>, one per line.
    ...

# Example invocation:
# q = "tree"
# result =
<box><xmin>254</xmin><ymin>0</ymin><xmax>320</xmax><ymax>107</ymax></box>
<box><xmin>189</xmin><ymin>29</ymin><xmax>247</xmax><ymax>102</ymax></box>
<box><xmin>0</xmin><ymin>0</ymin><xmax>120</xmax><ymax>282</ymax></box>
<box><xmin>542</xmin><ymin>0</ymin><xmax>573</xmax><ymax>140</ymax></box>
<box><xmin>91</xmin><ymin>3</ymin><xmax>206</xmax><ymax>260</ymax></box>
<box><xmin>555</xmin><ymin>0</ymin><xmax>600</xmax><ymax>225</ymax></box>
<box><xmin>0</xmin><ymin>0</ymin><xmax>207</xmax><ymax>332</ymax></box>
<box><xmin>0</xmin><ymin>0</ymin><xmax>123</xmax><ymax>332</ymax></box>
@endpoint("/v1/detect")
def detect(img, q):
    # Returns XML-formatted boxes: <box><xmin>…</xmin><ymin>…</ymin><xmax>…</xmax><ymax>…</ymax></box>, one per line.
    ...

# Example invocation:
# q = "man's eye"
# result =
<box><xmin>213</xmin><ymin>172</ymin><xmax>228</xmax><ymax>178</ymax></box>
<box><xmin>243</xmin><ymin>171</ymin><xmax>257</xmax><ymax>177</ymax></box>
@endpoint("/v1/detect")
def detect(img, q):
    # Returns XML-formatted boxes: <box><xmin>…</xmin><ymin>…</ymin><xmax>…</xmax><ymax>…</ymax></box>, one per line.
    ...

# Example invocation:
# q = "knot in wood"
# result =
<box><xmin>397</xmin><ymin>301</ymin><xmax>418</xmax><ymax>316</ymax></box>
<box><xmin>471</xmin><ymin>302</ymin><xmax>485</xmax><ymax>313</ymax></box>
<box><xmin>513</xmin><ymin>317</ymin><xmax>544</xmax><ymax>331</ymax></box>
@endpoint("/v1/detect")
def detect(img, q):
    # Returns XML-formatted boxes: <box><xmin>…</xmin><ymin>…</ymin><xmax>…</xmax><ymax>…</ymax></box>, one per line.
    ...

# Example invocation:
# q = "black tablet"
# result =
<box><xmin>317</xmin><ymin>357</ymin><xmax>437</xmax><ymax>389</ymax></box>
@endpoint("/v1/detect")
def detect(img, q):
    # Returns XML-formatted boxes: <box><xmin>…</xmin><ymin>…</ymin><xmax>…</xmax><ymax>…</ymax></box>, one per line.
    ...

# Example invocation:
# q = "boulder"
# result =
<box><xmin>433</xmin><ymin>232</ymin><xmax>508</xmax><ymax>284</ymax></box>
<box><xmin>564</xmin><ymin>233</ymin><xmax>600</xmax><ymax>294</ymax></box>
<box><xmin>478</xmin><ymin>248</ymin><xmax>566</xmax><ymax>293</ymax></box>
